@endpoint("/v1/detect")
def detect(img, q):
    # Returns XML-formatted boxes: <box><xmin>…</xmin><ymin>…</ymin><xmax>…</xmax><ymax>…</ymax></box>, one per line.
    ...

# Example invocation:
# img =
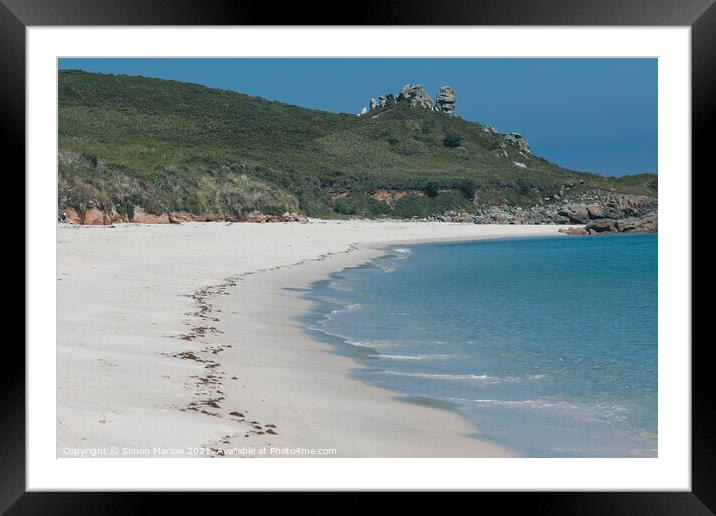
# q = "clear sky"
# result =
<box><xmin>59</xmin><ymin>58</ymin><xmax>657</xmax><ymax>177</ymax></box>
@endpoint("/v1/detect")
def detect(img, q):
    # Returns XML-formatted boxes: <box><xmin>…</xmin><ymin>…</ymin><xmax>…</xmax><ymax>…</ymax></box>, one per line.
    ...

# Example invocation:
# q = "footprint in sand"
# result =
<box><xmin>96</xmin><ymin>410</ymin><xmax>119</xmax><ymax>425</ymax></box>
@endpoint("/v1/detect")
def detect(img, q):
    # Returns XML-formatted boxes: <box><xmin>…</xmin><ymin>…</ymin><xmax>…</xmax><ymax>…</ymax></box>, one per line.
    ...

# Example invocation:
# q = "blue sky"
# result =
<box><xmin>59</xmin><ymin>58</ymin><xmax>657</xmax><ymax>176</ymax></box>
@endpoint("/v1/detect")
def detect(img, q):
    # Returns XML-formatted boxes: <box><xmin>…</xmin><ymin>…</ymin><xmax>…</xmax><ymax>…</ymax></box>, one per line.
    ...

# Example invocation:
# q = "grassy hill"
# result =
<box><xmin>58</xmin><ymin>70</ymin><xmax>657</xmax><ymax>220</ymax></box>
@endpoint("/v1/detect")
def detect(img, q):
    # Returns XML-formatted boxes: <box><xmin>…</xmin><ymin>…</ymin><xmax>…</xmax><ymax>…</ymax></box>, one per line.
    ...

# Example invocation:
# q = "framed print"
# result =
<box><xmin>7</xmin><ymin>0</ymin><xmax>710</xmax><ymax>511</ymax></box>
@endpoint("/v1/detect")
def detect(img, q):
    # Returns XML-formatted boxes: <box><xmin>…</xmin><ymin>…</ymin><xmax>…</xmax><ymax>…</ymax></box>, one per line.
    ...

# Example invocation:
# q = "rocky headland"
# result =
<box><xmin>342</xmin><ymin>190</ymin><xmax>657</xmax><ymax>234</ymax></box>
<box><xmin>58</xmin><ymin>72</ymin><xmax>657</xmax><ymax>234</ymax></box>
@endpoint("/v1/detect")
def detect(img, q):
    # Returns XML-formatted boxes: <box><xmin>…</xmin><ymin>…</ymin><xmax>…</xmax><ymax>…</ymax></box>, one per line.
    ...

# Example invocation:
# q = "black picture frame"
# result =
<box><xmin>5</xmin><ymin>0</ymin><xmax>709</xmax><ymax>512</ymax></box>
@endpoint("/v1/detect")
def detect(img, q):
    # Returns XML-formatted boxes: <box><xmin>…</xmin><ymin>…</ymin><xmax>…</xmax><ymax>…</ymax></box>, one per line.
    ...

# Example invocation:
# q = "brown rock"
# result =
<box><xmin>82</xmin><ymin>207</ymin><xmax>107</xmax><ymax>225</ymax></box>
<box><xmin>558</xmin><ymin>226</ymin><xmax>589</xmax><ymax>236</ymax></box>
<box><xmin>65</xmin><ymin>208</ymin><xmax>82</xmax><ymax>224</ymax></box>
<box><xmin>131</xmin><ymin>206</ymin><xmax>170</xmax><ymax>224</ymax></box>
<box><xmin>586</xmin><ymin>219</ymin><xmax>617</xmax><ymax>233</ymax></box>
<box><xmin>244</xmin><ymin>211</ymin><xmax>308</xmax><ymax>224</ymax></box>
<box><xmin>171</xmin><ymin>211</ymin><xmax>210</xmax><ymax>223</ymax></box>
<box><xmin>196</xmin><ymin>212</ymin><xmax>214</xmax><ymax>222</ymax></box>
<box><xmin>246</xmin><ymin>211</ymin><xmax>267</xmax><ymax>223</ymax></box>
<box><xmin>615</xmin><ymin>212</ymin><xmax>658</xmax><ymax>233</ymax></box>
<box><xmin>585</xmin><ymin>205</ymin><xmax>605</xmax><ymax>219</ymax></box>
<box><xmin>282</xmin><ymin>212</ymin><xmax>309</xmax><ymax>223</ymax></box>
<box><xmin>109</xmin><ymin>209</ymin><xmax>128</xmax><ymax>223</ymax></box>
<box><xmin>567</xmin><ymin>205</ymin><xmax>590</xmax><ymax>224</ymax></box>
<box><xmin>370</xmin><ymin>189</ymin><xmax>392</xmax><ymax>203</ymax></box>
<box><xmin>191</xmin><ymin>211</ymin><xmax>233</xmax><ymax>222</ymax></box>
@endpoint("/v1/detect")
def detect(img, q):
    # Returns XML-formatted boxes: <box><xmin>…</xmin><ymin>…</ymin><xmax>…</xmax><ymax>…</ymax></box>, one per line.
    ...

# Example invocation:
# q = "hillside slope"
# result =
<box><xmin>58</xmin><ymin>70</ymin><xmax>657</xmax><ymax>222</ymax></box>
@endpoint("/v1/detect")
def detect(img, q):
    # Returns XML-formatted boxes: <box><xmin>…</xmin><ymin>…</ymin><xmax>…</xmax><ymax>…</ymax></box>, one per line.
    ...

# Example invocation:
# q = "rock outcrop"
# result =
<box><xmin>504</xmin><ymin>132</ymin><xmax>531</xmax><ymax>154</ymax></box>
<box><xmin>59</xmin><ymin>206</ymin><xmax>310</xmax><ymax>225</ymax></box>
<box><xmin>414</xmin><ymin>192</ymin><xmax>657</xmax><ymax>230</ymax></box>
<box><xmin>398</xmin><ymin>84</ymin><xmax>434</xmax><ymax>109</ymax></box>
<box><xmin>64</xmin><ymin>206</ymin><xmax>128</xmax><ymax>225</ymax></box>
<box><xmin>558</xmin><ymin>208</ymin><xmax>657</xmax><ymax>235</ymax></box>
<box><xmin>64</xmin><ymin>208</ymin><xmax>82</xmax><ymax>224</ymax></box>
<box><xmin>81</xmin><ymin>207</ymin><xmax>107</xmax><ymax>225</ymax></box>
<box><xmin>435</xmin><ymin>86</ymin><xmax>456</xmax><ymax>115</ymax></box>
<box><xmin>370</xmin><ymin>93</ymin><xmax>396</xmax><ymax>110</ymax></box>
<box><xmin>363</xmin><ymin>84</ymin><xmax>457</xmax><ymax>116</ymax></box>
<box><xmin>585</xmin><ymin>204</ymin><xmax>605</xmax><ymax>219</ymax></box>
<box><xmin>585</xmin><ymin>212</ymin><xmax>657</xmax><ymax>234</ymax></box>
<box><xmin>246</xmin><ymin>211</ymin><xmax>309</xmax><ymax>224</ymax></box>
<box><xmin>614</xmin><ymin>213</ymin><xmax>658</xmax><ymax>232</ymax></box>
<box><xmin>558</xmin><ymin>226</ymin><xmax>590</xmax><ymax>236</ymax></box>
<box><xmin>584</xmin><ymin>219</ymin><xmax>616</xmax><ymax>233</ymax></box>
<box><xmin>130</xmin><ymin>207</ymin><xmax>170</xmax><ymax>224</ymax></box>
<box><xmin>558</xmin><ymin>205</ymin><xmax>591</xmax><ymax>224</ymax></box>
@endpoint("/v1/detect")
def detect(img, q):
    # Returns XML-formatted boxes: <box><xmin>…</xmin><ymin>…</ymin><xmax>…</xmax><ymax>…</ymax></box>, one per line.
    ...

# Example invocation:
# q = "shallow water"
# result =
<box><xmin>302</xmin><ymin>233</ymin><xmax>657</xmax><ymax>457</ymax></box>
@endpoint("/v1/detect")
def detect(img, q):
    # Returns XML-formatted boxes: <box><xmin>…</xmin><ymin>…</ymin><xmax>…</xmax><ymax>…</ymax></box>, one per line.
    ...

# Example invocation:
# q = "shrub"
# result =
<box><xmin>434</xmin><ymin>190</ymin><xmax>470</xmax><ymax>212</ymax></box>
<box><xmin>443</xmin><ymin>133</ymin><xmax>462</xmax><ymax>148</ymax></box>
<box><xmin>334</xmin><ymin>193</ymin><xmax>390</xmax><ymax>217</ymax></box>
<box><xmin>457</xmin><ymin>178</ymin><xmax>477</xmax><ymax>199</ymax></box>
<box><xmin>425</xmin><ymin>181</ymin><xmax>440</xmax><ymax>198</ymax></box>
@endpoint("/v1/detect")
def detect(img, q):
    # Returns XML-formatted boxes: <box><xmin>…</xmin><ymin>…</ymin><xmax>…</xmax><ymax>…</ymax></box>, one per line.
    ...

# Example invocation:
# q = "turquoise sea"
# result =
<box><xmin>303</xmin><ymin>234</ymin><xmax>657</xmax><ymax>457</ymax></box>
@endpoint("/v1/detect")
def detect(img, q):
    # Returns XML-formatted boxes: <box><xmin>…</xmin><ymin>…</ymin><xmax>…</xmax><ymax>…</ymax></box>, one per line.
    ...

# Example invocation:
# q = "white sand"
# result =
<box><xmin>57</xmin><ymin>221</ymin><xmax>568</xmax><ymax>457</ymax></box>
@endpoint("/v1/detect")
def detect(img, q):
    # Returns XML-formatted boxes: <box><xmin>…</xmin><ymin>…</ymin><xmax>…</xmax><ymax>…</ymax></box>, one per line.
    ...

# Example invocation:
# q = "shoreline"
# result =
<box><xmin>57</xmin><ymin>221</ymin><xmax>568</xmax><ymax>457</ymax></box>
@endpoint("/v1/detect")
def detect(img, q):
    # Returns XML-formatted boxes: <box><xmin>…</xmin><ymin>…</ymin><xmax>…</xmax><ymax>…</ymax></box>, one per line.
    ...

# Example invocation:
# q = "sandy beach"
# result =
<box><xmin>57</xmin><ymin>220</ymin><xmax>568</xmax><ymax>458</ymax></box>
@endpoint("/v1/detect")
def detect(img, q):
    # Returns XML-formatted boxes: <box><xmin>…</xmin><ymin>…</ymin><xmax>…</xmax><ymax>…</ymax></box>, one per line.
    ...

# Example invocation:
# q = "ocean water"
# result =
<box><xmin>302</xmin><ymin>233</ymin><xmax>657</xmax><ymax>457</ymax></box>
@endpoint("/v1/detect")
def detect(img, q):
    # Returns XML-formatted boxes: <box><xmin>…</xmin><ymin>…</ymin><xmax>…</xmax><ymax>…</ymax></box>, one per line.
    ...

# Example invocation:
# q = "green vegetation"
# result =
<box><xmin>58</xmin><ymin>70</ymin><xmax>658</xmax><ymax>219</ymax></box>
<box><xmin>442</xmin><ymin>132</ymin><xmax>462</xmax><ymax>148</ymax></box>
